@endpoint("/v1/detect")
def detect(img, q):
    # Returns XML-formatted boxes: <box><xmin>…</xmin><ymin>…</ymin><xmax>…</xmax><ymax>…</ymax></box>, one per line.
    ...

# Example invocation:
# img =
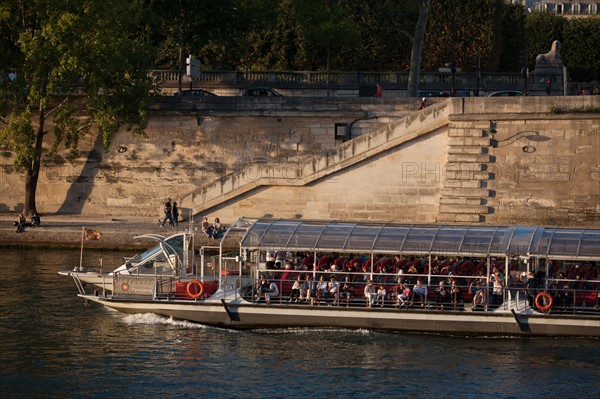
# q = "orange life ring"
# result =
<box><xmin>186</xmin><ymin>280</ymin><xmax>204</xmax><ymax>299</ymax></box>
<box><xmin>535</xmin><ymin>291</ymin><xmax>553</xmax><ymax>312</ymax></box>
<box><xmin>121</xmin><ymin>282</ymin><xmax>130</xmax><ymax>292</ymax></box>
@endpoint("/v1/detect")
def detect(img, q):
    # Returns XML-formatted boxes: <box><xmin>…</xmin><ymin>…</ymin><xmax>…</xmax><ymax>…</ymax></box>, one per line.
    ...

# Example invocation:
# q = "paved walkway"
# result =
<box><xmin>0</xmin><ymin>213</ymin><xmax>229</xmax><ymax>249</ymax></box>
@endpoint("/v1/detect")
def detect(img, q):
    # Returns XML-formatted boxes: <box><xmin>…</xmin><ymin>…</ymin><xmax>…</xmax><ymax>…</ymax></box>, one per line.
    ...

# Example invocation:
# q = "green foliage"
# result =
<box><xmin>561</xmin><ymin>17</ymin><xmax>600</xmax><ymax>81</ymax></box>
<box><xmin>0</xmin><ymin>0</ymin><xmax>155</xmax><ymax>213</ymax></box>
<box><xmin>426</xmin><ymin>0</ymin><xmax>505</xmax><ymax>72</ymax></box>
<box><xmin>524</xmin><ymin>11</ymin><xmax>564</xmax><ymax>71</ymax></box>
<box><xmin>2</xmin><ymin>109</ymin><xmax>36</xmax><ymax>171</ymax></box>
<box><xmin>293</xmin><ymin>0</ymin><xmax>361</xmax><ymax>70</ymax></box>
<box><xmin>499</xmin><ymin>2</ymin><xmax>527</xmax><ymax>72</ymax></box>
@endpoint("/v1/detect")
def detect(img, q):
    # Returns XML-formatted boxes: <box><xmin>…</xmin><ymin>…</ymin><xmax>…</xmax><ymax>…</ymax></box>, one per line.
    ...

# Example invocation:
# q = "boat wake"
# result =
<box><xmin>122</xmin><ymin>313</ymin><xmax>209</xmax><ymax>329</ymax></box>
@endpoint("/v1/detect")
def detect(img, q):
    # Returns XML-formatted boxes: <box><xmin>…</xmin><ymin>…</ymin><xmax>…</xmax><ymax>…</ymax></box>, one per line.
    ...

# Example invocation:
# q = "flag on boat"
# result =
<box><xmin>83</xmin><ymin>227</ymin><xmax>101</xmax><ymax>240</ymax></box>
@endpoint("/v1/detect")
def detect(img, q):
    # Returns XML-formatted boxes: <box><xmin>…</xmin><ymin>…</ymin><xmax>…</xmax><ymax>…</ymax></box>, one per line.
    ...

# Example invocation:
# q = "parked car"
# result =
<box><xmin>243</xmin><ymin>87</ymin><xmax>283</xmax><ymax>97</ymax></box>
<box><xmin>172</xmin><ymin>89</ymin><xmax>216</xmax><ymax>96</ymax></box>
<box><xmin>487</xmin><ymin>90</ymin><xmax>525</xmax><ymax>97</ymax></box>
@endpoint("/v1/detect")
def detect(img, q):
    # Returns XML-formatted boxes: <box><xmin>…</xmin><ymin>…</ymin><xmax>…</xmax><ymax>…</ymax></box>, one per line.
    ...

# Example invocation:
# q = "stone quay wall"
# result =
<box><xmin>0</xmin><ymin>95</ymin><xmax>598</xmax><ymax>229</ymax></box>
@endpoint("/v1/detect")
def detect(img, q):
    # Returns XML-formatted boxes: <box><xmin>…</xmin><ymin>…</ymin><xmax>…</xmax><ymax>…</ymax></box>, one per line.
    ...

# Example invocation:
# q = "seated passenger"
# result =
<box><xmin>264</xmin><ymin>281</ymin><xmax>279</xmax><ymax>304</ymax></box>
<box><xmin>376</xmin><ymin>285</ymin><xmax>387</xmax><ymax>307</ymax></box>
<box><xmin>412</xmin><ymin>279</ymin><xmax>428</xmax><ymax>307</ymax></box>
<box><xmin>340</xmin><ymin>277</ymin><xmax>354</xmax><ymax>306</ymax></box>
<box><xmin>303</xmin><ymin>274</ymin><xmax>316</xmax><ymax>303</ymax></box>
<box><xmin>326</xmin><ymin>277</ymin><xmax>339</xmax><ymax>305</ymax></box>
<box><xmin>553</xmin><ymin>271</ymin><xmax>570</xmax><ymax>310</ymax></box>
<box><xmin>396</xmin><ymin>283</ymin><xmax>411</xmax><ymax>307</ymax></box>
<box><xmin>364</xmin><ymin>280</ymin><xmax>376</xmax><ymax>308</ymax></box>
<box><xmin>290</xmin><ymin>275</ymin><xmax>302</xmax><ymax>302</ymax></box>
<box><xmin>435</xmin><ymin>281</ymin><xmax>450</xmax><ymax>310</ymax></box>
<box><xmin>315</xmin><ymin>275</ymin><xmax>328</xmax><ymax>305</ymax></box>
<box><xmin>255</xmin><ymin>275</ymin><xmax>270</xmax><ymax>301</ymax></box>
<box><xmin>470</xmin><ymin>269</ymin><xmax>486</xmax><ymax>294</ymax></box>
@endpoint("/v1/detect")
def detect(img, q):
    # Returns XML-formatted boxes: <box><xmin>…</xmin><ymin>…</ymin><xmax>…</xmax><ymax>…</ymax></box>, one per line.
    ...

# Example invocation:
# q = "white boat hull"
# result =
<box><xmin>59</xmin><ymin>270</ymin><xmax>114</xmax><ymax>291</ymax></box>
<box><xmin>80</xmin><ymin>293</ymin><xmax>600</xmax><ymax>337</ymax></box>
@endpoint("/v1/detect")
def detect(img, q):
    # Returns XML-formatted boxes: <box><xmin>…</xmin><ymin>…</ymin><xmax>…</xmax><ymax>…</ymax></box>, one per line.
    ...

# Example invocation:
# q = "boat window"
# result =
<box><xmin>315</xmin><ymin>223</ymin><xmax>356</xmax><ymax>250</ymax></box>
<box><xmin>240</xmin><ymin>219</ymin><xmax>599</xmax><ymax>260</ymax></box>
<box><xmin>260</xmin><ymin>222</ymin><xmax>300</xmax><ymax>247</ymax></box>
<box><xmin>125</xmin><ymin>234</ymin><xmax>186</xmax><ymax>275</ymax></box>
<box><xmin>127</xmin><ymin>244</ymin><xmax>162</xmax><ymax>268</ymax></box>
<box><xmin>130</xmin><ymin>251</ymin><xmax>176</xmax><ymax>275</ymax></box>
<box><xmin>289</xmin><ymin>223</ymin><xmax>326</xmax><ymax>248</ymax></box>
<box><xmin>374</xmin><ymin>226</ymin><xmax>410</xmax><ymax>252</ymax></box>
<box><xmin>402</xmin><ymin>226</ymin><xmax>438</xmax><ymax>254</ymax></box>
<box><xmin>346</xmin><ymin>225</ymin><xmax>384</xmax><ymax>251</ymax></box>
<box><xmin>164</xmin><ymin>234</ymin><xmax>185</xmax><ymax>263</ymax></box>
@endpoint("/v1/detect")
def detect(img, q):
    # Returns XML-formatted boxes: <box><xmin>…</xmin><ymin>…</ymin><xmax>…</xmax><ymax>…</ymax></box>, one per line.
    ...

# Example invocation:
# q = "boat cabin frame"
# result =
<box><xmin>217</xmin><ymin>219</ymin><xmax>600</xmax><ymax>311</ymax></box>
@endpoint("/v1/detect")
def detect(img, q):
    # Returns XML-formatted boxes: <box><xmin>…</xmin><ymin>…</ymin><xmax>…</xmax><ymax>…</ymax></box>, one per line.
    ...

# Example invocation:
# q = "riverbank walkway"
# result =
<box><xmin>0</xmin><ymin>213</ymin><xmax>229</xmax><ymax>250</ymax></box>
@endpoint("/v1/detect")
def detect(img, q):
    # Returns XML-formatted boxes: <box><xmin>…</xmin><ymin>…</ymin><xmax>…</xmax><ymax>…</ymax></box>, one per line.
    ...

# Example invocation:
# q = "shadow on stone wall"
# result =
<box><xmin>56</xmin><ymin>132</ymin><xmax>104</xmax><ymax>214</ymax></box>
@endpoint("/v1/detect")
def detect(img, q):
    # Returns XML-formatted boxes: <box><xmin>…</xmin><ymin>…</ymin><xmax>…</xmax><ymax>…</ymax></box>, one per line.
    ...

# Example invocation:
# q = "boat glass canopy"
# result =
<box><xmin>239</xmin><ymin>220</ymin><xmax>600</xmax><ymax>260</ymax></box>
<box><xmin>125</xmin><ymin>233</ymin><xmax>186</xmax><ymax>274</ymax></box>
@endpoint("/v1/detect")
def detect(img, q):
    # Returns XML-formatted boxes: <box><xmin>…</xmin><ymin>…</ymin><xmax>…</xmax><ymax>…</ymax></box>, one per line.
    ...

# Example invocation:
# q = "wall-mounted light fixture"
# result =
<box><xmin>485</xmin><ymin>121</ymin><xmax>498</xmax><ymax>147</ymax></box>
<box><xmin>334</xmin><ymin>123</ymin><xmax>349</xmax><ymax>141</ymax></box>
<box><xmin>494</xmin><ymin>131</ymin><xmax>552</xmax><ymax>152</ymax></box>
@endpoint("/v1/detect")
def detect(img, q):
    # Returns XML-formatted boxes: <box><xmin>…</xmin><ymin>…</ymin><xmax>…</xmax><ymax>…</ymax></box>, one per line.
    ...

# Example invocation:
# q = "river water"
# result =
<box><xmin>1</xmin><ymin>248</ymin><xmax>599</xmax><ymax>398</ymax></box>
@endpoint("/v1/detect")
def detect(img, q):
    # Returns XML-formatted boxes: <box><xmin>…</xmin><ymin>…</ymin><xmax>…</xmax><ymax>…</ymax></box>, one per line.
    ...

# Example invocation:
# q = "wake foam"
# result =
<box><xmin>122</xmin><ymin>313</ymin><xmax>207</xmax><ymax>329</ymax></box>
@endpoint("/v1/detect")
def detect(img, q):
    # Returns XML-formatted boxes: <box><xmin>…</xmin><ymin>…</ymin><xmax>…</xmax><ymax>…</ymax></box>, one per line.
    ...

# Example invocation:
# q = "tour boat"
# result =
<box><xmin>67</xmin><ymin>219</ymin><xmax>600</xmax><ymax>337</ymax></box>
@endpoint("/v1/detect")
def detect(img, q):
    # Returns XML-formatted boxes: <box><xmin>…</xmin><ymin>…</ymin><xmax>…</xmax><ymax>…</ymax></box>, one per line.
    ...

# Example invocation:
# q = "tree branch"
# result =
<box><xmin>44</xmin><ymin>96</ymin><xmax>70</xmax><ymax>119</ymax></box>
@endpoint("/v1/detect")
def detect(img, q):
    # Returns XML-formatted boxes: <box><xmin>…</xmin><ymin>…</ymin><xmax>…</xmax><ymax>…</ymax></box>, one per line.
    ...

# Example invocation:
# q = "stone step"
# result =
<box><xmin>447</xmin><ymin>154</ymin><xmax>492</xmax><ymax>163</ymax></box>
<box><xmin>440</xmin><ymin>188</ymin><xmax>490</xmax><ymax>197</ymax></box>
<box><xmin>437</xmin><ymin>213</ymin><xmax>483</xmax><ymax>223</ymax></box>
<box><xmin>439</xmin><ymin>197</ymin><xmax>485</xmax><ymax>206</ymax></box>
<box><xmin>448</xmin><ymin>137</ymin><xmax>490</xmax><ymax>146</ymax></box>
<box><xmin>447</xmin><ymin>146</ymin><xmax>486</xmax><ymax>155</ymax></box>
<box><xmin>439</xmin><ymin>204</ymin><xmax>490</xmax><ymax>214</ymax></box>
<box><xmin>444</xmin><ymin>170</ymin><xmax>490</xmax><ymax>180</ymax></box>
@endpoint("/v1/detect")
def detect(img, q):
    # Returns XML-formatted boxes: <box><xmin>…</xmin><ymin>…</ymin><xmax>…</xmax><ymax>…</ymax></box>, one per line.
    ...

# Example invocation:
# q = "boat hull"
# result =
<box><xmin>59</xmin><ymin>270</ymin><xmax>114</xmax><ymax>291</ymax></box>
<box><xmin>81</xmin><ymin>294</ymin><xmax>600</xmax><ymax>337</ymax></box>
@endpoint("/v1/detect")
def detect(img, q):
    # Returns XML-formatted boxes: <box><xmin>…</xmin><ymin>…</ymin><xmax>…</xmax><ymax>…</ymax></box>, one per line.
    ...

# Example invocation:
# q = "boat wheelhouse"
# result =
<box><xmin>59</xmin><ymin>231</ymin><xmax>197</xmax><ymax>293</ymax></box>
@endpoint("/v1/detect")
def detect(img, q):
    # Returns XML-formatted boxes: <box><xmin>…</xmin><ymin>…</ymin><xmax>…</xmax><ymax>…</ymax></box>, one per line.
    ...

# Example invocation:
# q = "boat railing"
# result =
<box><xmin>70</xmin><ymin>272</ymin><xmax>87</xmax><ymax>296</ymax></box>
<box><xmin>247</xmin><ymin>269</ymin><xmax>600</xmax><ymax>314</ymax></box>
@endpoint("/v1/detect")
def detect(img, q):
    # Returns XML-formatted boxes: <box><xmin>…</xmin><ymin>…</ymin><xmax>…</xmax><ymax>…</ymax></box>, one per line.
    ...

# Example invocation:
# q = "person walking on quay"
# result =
<box><xmin>172</xmin><ymin>201</ymin><xmax>179</xmax><ymax>227</ymax></box>
<box><xmin>160</xmin><ymin>198</ymin><xmax>174</xmax><ymax>228</ymax></box>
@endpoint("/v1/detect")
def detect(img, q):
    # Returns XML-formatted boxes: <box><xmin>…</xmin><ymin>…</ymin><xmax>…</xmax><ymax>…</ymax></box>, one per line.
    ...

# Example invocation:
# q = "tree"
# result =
<box><xmin>561</xmin><ymin>17</ymin><xmax>600</xmax><ymax>82</ymax></box>
<box><xmin>498</xmin><ymin>2</ymin><xmax>527</xmax><ymax>73</ymax></box>
<box><xmin>343</xmin><ymin>0</ymin><xmax>414</xmax><ymax>71</ymax></box>
<box><xmin>524</xmin><ymin>11</ymin><xmax>564</xmax><ymax>71</ymax></box>
<box><xmin>405</xmin><ymin>0</ymin><xmax>431</xmax><ymax>97</ymax></box>
<box><xmin>0</xmin><ymin>0</ymin><xmax>155</xmax><ymax>215</ymax></box>
<box><xmin>426</xmin><ymin>0</ymin><xmax>505</xmax><ymax>73</ymax></box>
<box><xmin>294</xmin><ymin>0</ymin><xmax>361</xmax><ymax>95</ymax></box>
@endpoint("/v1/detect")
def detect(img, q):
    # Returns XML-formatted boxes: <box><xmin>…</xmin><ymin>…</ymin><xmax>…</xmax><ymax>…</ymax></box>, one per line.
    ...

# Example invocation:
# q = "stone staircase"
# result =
<box><xmin>180</xmin><ymin>102</ymin><xmax>451</xmax><ymax>217</ymax></box>
<box><xmin>437</xmin><ymin>122</ymin><xmax>492</xmax><ymax>223</ymax></box>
